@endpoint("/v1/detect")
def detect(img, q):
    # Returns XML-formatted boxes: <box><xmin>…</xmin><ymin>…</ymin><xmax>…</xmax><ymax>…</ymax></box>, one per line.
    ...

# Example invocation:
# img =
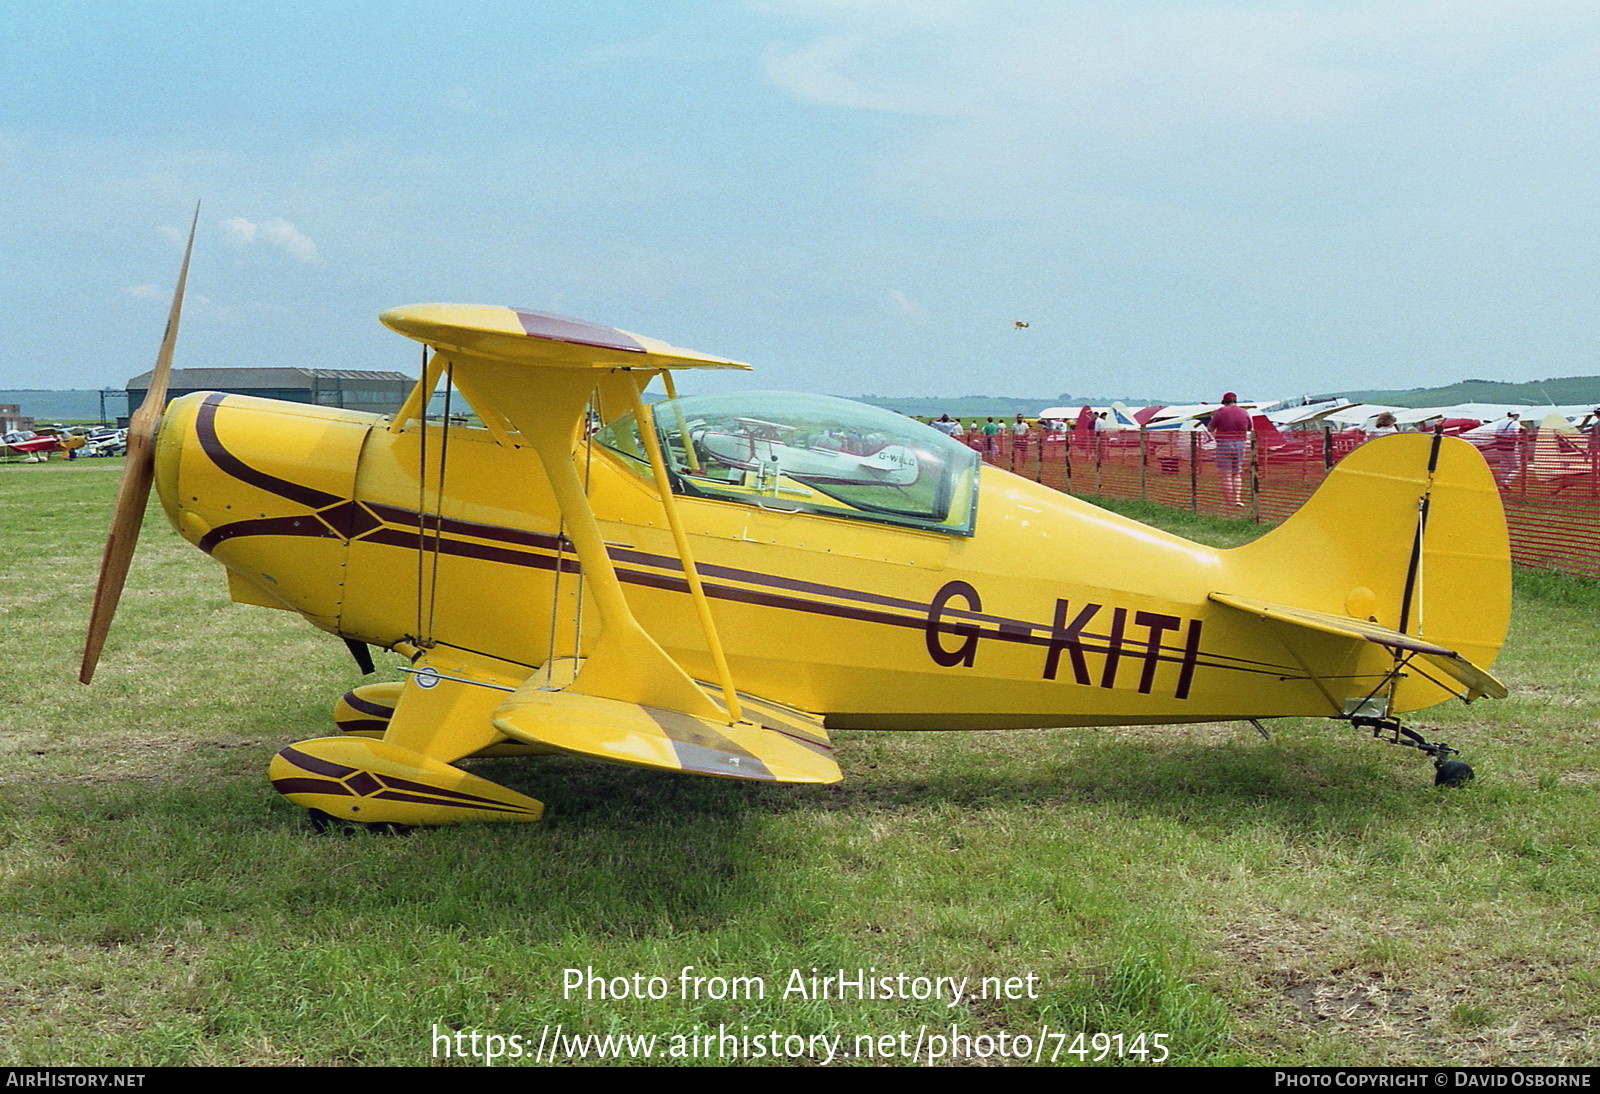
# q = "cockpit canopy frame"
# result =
<box><xmin>594</xmin><ymin>391</ymin><xmax>979</xmax><ymax>536</ymax></box>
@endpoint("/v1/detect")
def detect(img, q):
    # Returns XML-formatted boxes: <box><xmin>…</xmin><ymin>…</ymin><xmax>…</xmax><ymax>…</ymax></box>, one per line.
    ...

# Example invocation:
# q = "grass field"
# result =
<box><xmin>3</xmin><ymin>461</ymin><xmax>1598</xmax><ymax>1066</ymax></box>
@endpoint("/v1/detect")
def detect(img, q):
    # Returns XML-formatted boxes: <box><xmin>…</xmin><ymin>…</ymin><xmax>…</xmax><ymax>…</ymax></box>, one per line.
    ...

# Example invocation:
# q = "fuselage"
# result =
<box><xmin>153</xmin><ymin>389</ymin><xmax>1465</xmax><ymax>731</ymax></box>
<box><xmin>2</xmin><ymin>430</ymin><xmax>61</xmax><ymax>457</ymax></box>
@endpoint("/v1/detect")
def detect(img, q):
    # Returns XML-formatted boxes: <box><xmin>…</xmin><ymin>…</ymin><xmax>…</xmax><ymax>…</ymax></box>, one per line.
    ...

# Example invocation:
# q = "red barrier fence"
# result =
<box><xmin>962</xmin><ymin>427</ymin><xmax>1600</xmax><ymax>580</ymax></box>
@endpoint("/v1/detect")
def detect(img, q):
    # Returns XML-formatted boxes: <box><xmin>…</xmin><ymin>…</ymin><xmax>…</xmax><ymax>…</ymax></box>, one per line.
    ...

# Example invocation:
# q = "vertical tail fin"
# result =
<box><xmin>1224</xmin><ymin>433</ymin><xmax>1510</xmax><ymax>712</ymax></box>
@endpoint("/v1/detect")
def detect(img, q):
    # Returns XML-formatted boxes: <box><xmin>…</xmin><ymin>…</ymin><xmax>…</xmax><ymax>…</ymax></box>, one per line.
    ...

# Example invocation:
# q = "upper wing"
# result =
<box><xmin>379</xmin><ymin>304</ymin><xmax>751</xmax><ymax>374</ymax></box>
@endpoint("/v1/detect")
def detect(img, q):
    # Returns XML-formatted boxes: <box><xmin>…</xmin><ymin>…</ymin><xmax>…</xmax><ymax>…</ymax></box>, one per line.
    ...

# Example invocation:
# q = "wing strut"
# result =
<box><xmin>389</xmin><ymin>347</ymin><xmax>445</xmax><ymax>434</ymax></box>
<box><xmin>376</xmin><ymin>304</ymin><xmax>753</xmax><ymax>722</ymax></box>
<box><xmin>623</xmin><ymin>373</ymin><xmax>742</xmax><ymax>722</ymax></box>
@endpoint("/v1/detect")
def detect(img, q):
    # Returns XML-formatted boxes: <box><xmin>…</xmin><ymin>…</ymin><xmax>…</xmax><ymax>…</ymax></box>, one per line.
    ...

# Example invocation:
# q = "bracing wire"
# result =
<box><xmin>413</xmin><ymin>346</ymin><xmax>429</xmax><ymax>644</ymax></box>
<box><xmin>572</xmin><ymin>387</ymin><xmax>597</xmax><ymax>670</ymax></box>
<box><xmin>1413</xmin><ymin>498</ymin><xmax>1426</xmax><ymax>639</ymax></box>
<box><xmin>425</xmin><ymin>362</ymin><xmax>453</xmax><ymax>642</ymax></box>
<box><xmin>543</xmin><ymin>513</ymin><xmax>566</xmax><ymax>687</ymax></box>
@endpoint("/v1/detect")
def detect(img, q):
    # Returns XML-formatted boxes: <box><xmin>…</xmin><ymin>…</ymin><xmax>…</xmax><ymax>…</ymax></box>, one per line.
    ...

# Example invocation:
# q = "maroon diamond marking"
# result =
<box><xmin>342</xmin><ymin>770</ymin><xmax>383</xmax><ymax>797</ymax></box>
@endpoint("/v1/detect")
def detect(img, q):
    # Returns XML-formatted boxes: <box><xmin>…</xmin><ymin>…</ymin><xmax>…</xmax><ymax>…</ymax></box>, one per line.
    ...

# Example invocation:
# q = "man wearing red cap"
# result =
<box><xmin>1207</xmin><ymin>392</ymin><xmax>1251</xmax><ymax>509</ymax></box>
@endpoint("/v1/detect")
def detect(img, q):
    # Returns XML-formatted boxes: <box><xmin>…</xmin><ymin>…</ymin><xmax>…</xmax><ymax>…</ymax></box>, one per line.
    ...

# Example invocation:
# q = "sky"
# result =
<box><xmin>2</xmin><ymin>0</ymin><xmax>1597</xmax><ymax>403</ymax></box>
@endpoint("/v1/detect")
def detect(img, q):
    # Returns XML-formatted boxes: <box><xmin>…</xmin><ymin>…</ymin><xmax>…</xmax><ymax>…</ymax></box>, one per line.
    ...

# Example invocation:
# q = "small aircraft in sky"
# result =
<box><xmin>81</xmin><ymin>212</ymin><xmax>1513</xmax><ymax>829</ymax></box>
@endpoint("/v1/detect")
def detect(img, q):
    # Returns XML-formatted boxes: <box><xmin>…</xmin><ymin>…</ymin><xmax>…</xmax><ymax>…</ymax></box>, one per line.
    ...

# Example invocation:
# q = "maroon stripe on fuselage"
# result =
<box><xmin>277</xmin><ymin>744</ymin><xmax>358</xmax><ymax>779</ymax></box>
<box><xmin>212</xmin><ymin>505</ymin><xmax>1282</xmax><ymax>677</ymax></box>
<box><xmin>371</xmin><ymin>773</ymin><xmax>526</xmax><ymax>808</ymax></box>
<box><xmin>272</xmin><ymin>777</ymin><xmax>355</xmax><ymax>797</ymax></box>
<box><xmin>334</xmin><ymin>719</ymin><xmax>390</xmax><ymax>734</ymax></box>
<box><xmin>360</xmin><ymin>527</ymin><xmax>582</xmax><ymax>574</ymax></box>
<box><xmin>606</xmin><ymin>545</ymin><xmax>938</xmax><ymax>619</ymax></box>
<box><xmin>362</xmin><ymin>501</ymin><xmax>570</xmax><ymax>553</ymax></box>
<box><xmin>618</xmin><ymin>565</ymin><xmax>920</xmax><ymax>633</ymax></box>
<box><xmin>195</xmin><ymin>394</ymin><xmax>344</xmax><ymax>509</ymax></box>
<box><xmin>341</xmin><ymin>692</ymin><xmax>397</xmax><ymax>719</ymax></box>
<box><xmin>199</xmin><ymin>514</ymin><xmax>340</xmax><ymax>555</ymax></box>
<box><xmin>366</xmin><ymin>788</ymin><xmax>536</xmax><ymax>815</ymax></box>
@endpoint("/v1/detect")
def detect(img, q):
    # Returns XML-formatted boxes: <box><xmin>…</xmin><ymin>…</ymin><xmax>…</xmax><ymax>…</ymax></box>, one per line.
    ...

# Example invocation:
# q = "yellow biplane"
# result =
<box><xmin>81</xmin><ymin>214</ymin><xmax>1512</xmax><ymax>829</ymax></box>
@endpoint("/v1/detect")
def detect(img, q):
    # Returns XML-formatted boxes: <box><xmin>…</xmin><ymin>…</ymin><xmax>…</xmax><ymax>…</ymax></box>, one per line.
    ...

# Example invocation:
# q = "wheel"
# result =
<box><xmin>1434</xmin><ymin>759</ymin><xmax>1475</xmax><ymax>787</ymax></box>
<box><xmin>306</xmin><ymin>808</ymin><xmax>412</xmax><ymax>836</ymax></box>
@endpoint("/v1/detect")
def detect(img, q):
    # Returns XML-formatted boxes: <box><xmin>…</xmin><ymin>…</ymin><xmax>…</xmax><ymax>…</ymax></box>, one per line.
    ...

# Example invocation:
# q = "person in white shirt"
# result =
<box><xmin>1490</xmin><ymin>412</ymin><xmax>1523</xmax><ymax>484</ymax></box>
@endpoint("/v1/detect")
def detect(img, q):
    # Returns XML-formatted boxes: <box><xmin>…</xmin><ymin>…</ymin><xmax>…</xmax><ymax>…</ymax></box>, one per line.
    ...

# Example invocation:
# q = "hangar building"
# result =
<box><xmin>124</xmin><ymin>367</ymin><xmax>412</xmax><ymax>419</ymax></box>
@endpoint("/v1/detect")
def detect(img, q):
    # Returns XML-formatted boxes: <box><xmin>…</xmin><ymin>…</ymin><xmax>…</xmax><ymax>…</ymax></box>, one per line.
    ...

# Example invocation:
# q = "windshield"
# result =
<box><xmin>594</xmin><ymin>392</ymin><xmax>979</xmax><ymax>535</ymax></box>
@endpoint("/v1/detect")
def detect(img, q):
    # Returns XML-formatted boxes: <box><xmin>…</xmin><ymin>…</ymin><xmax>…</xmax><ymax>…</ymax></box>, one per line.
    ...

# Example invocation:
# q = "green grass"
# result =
<box><xmin>3</xmin><ymin>461</ymin><xmax>1599</xmax><ymax>1066</ymax></box>
<box><xmin>1076</xmin><ymin>496</ymin><xmax>1267</xmax><ymax>548</ymax></box>
<box><xmin>1341</xmin><ymin>375</ymin><xmax>1600</xmax><ymax>411</ymax></box>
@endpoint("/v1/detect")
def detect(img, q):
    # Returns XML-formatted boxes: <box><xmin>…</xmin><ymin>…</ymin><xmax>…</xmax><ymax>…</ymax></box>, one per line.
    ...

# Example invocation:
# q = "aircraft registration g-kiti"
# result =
<box><xmin>81</xmin><ymin>213</ymin><xmax>1512</xmax><ymax>829</ymax></box>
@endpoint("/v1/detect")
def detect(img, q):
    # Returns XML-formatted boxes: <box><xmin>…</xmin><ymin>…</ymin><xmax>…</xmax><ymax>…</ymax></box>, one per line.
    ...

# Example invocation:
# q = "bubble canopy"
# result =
<box><xmin>593</xmin><ymin>392</ymin><xmax>980</xmax><ymax>535</ymax></box>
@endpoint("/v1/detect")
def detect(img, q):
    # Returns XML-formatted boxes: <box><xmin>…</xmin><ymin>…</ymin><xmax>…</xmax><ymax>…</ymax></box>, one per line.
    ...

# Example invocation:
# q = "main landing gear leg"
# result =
<box><xmin>306</xmin><ymin>808</ymin><xmax>413</xmax><ymax>837</ymax></box>
<box><xmin>1348</xmin><ymin>716</ymin><xmax>1475</xmax><ymax>787</ymax></box>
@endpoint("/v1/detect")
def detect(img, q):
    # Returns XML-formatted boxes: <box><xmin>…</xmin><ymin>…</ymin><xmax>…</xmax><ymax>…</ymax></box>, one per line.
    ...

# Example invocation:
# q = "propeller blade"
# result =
<box><xmin>80</xmin><ymin>203</ymin><xmax>200</xmax><ymax>685</ymax></box>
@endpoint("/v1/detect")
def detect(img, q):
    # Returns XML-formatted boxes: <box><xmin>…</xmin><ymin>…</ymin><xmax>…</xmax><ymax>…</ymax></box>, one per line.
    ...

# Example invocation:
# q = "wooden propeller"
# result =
<box><xmin>79</xmin><ymin>203</ymin><xmax>200</xmax><ymax>685</ymax></box>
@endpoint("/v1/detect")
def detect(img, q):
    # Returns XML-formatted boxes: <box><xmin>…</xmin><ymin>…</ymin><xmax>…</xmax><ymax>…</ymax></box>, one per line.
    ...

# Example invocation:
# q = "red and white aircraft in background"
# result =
<box><xmin>0</xmin><ymin>430</ymin><xmax>63</xmax><ymax>461</ymax></box>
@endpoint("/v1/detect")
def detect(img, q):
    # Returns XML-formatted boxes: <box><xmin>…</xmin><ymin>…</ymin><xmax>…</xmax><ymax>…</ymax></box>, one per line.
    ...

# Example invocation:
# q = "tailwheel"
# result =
<box><xmin>1346</xmin><ymin>715</ymin><xmax>1474</xmax><ymax>788</ymax></box>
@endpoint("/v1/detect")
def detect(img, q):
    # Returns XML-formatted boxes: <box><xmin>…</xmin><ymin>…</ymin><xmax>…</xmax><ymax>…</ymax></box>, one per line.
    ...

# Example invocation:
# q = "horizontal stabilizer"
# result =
<box><xmin>492</xmin><ymin>683</ymin><xmax>840</xmax><ymax>784</ymax></box>
<box><xmin>1209</xmin><ymin>592</ymin><xmax>1508</xmax><ymax>701</ymax></box>
<box><xmin>379</xmin><ymin>304</ymin><xmax>750</xmax><ymax>372</ymax></box>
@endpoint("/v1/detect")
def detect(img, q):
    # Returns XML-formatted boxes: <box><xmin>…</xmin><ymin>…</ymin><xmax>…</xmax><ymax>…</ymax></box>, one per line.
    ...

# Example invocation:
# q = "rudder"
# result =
<box><xmin>1224</xmin><ymin>433</ymin><xmax>1511</xmax><ymax>713</ymax></box>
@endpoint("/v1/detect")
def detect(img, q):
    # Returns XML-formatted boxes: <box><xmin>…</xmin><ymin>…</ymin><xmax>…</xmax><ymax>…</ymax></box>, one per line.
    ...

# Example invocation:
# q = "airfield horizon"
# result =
<box><xmin>12</xmin><ymin>368</ymin><xmax>1600</xmax><ymax>428</ymax></box>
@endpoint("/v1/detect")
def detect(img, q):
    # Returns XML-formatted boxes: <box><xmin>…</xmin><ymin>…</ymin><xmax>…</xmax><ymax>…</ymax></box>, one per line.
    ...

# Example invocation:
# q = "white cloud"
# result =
<box><xmin>886</xmin><ymin>288</ymin><xmax>926</xmax><ymax>317</ymax></box>
<box><xmin>761</xmin><ymin>0</ymin><xmax>1600</xmax><ymax>232</ymax></box>
<box><xmin>122</xmin><ymin>283</ymin><xmax>160</xmax><ymax>298</ymax></box>
<box><xmin>763</xmin><ymin>1</ymin><xmax>1600</xmax><ymax>130</ymax></box>
<box><xmin>219</xmin><ymin>216</ymin><xmax>258</xmax><ymax>245</ymax></box>
<box><xmin>261</xmin><ymin>218</ymin><xmax>319</xmax><ymax>263</ymax></box>
<box><xmin>764</xmin><ymin>36</ymin><xmax>938</xmax><ymax>114</ymax></box>
<box><xmin>218</xmin><ymin>215</ymin><xmax>320</xmax><ymax>263</ymax></box>
<box><xmin>764</xmin><ymin>7</ymin><xmax>1375</xmax><ymax>125</ymax></box>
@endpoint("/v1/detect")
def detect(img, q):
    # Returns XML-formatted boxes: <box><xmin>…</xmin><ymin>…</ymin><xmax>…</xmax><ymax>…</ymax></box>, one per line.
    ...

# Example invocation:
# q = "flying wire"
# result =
<box><xmin>544</xmin><ymin>510</ymin><xmax>566</xmax><ymax>688</ymax></box>
<box><xmin>414</xmin><ymin>346</ymin><xmax>429</xmax><ymax>646</ymax></box>
<box><xmin>426</xmin><ymin>362</ymin><xmax>453</xmax><ymax>642</ymax></box>
<box><xmin>572</xmin><ymin>387</ymin><xmax>597</xmax><ymax>672</ymax></box>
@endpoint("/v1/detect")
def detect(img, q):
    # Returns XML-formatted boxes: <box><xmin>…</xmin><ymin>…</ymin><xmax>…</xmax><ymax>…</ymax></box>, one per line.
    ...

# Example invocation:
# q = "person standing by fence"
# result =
<box><xmin>981</xmin><ymin>417</ymin><xmax>1000</xmax><ymax>453</ymax></box>
<box><xmin>1207</xmin><ymin>392</ymin><xmax>1251</xmax><ymax>508</ymax></box>
<box><xmin>1490</xmin><ymin>412</ymin><xmax>1523</xmax><ymax>485</ymax></box>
